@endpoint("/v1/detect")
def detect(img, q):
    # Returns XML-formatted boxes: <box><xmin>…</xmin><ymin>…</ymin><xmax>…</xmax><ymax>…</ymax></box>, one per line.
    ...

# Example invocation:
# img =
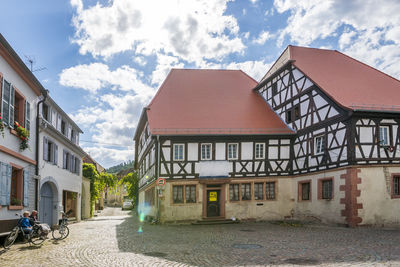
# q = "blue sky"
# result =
<box><xmin>1</xmin><ymin>0</ymin><xmax>400</xmax><ymax>168</ymax></box>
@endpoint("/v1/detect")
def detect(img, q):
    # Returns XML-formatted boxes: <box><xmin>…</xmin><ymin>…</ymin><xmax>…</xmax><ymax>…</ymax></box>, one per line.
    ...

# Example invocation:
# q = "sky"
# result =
<box><xmin>1</xmin><ymin>0</ymin><xmax>400</xmax><ymax>168</ymax></box>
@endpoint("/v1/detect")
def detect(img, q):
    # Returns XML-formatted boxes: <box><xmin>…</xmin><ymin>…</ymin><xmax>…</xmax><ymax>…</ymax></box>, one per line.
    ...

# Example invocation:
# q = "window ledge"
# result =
<box><xmin>391</xmin><ymin>195</ymin><xmax>400</xmax><ymax>199</ymax></box>
<box><xmin>10</xmin><ymin>128</ymin><xmax>18</xmax><ymax>137</ymax></box>
<box><xmin>8</xmin><ymin>205</ymin><xmax>23</xmax><ymax>210</ymax></box>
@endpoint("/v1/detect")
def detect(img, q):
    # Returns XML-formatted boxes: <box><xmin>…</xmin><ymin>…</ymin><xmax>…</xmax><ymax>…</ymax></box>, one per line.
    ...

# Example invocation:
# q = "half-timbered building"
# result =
<box><xmin>134</xmin><ymin>46</ymin><xmax>400</xmax><ymax>227</ymax></box>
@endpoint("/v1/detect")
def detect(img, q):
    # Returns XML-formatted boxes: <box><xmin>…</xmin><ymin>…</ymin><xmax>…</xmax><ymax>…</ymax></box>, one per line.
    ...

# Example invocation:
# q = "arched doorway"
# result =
<box><xmin>40</xmin><ymin>182</ymin><xmax>54</xmax><ymax>225</ymax></box>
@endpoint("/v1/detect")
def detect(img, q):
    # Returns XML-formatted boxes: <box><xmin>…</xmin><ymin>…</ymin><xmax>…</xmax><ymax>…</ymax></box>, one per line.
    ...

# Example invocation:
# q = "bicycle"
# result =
<box><xmin>3</xmin><ymin>214</ymin><xmax>48</xmax><ymax>249</ymax></box>
<box><xmin>52</xmin><ymin>210</ymin><xmax>72</xmax><ymax>240</ymax></box>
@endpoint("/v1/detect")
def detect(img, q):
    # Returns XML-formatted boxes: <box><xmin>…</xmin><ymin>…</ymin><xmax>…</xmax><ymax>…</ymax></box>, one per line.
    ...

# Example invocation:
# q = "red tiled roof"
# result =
<box><xmin>147</xmin><ymin>69</ymin><xmax>293</xmax><ymax>135</ymax></box>
<box><xmin>289</xmin><ymin>46</ymin><xmax>400</xmax><ymax>112</ymax></box>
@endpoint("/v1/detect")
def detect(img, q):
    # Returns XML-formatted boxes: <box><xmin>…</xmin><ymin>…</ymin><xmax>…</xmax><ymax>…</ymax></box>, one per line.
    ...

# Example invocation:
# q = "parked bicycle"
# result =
<box><xmin>3</xmin><ymin>214</ymin><xmax>50</xmax><ymax>249</ymax></box>
<box><xmin>52</xmin><ymin>210</ymin><xmax>72</xmax><ymax>240</ymax></box>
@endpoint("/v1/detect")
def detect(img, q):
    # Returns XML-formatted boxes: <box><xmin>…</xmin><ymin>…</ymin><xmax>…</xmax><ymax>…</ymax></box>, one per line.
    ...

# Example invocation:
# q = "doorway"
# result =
<box><xmin>40</xmin><ymin>182</ymin><xmax>54</xmax><ymax>225</ymax></box>
<box><xmin>206</xmin><ymin>189</ymin><xmax>220</xmax><ymax>217</ymax></box>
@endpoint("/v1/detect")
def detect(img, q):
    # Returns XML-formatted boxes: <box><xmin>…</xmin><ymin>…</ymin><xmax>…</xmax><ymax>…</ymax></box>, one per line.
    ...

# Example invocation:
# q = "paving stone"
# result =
<box><xmin>0</xmin><ymin>207</ymin><xmax>399</xmax><ymax>266</ymax></box>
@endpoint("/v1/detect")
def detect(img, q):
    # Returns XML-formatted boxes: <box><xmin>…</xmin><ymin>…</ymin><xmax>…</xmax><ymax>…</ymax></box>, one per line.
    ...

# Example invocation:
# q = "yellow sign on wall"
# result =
<box><xmin>209</xmin><ymin>192</ymin><xmax>217</xmax><ymax>202</ymax></box>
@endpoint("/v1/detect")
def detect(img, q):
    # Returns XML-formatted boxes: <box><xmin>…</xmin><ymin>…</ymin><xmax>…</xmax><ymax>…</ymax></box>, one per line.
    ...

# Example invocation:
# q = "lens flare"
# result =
<box><xmin>137</xmin><ymin>226</ymin><xmax>143</xmax><ymax>233</ymax></box>
<box><xmin>139</xmin><ymin>212</ymin><xmax>145</xmax><ymax>222</ymax></box>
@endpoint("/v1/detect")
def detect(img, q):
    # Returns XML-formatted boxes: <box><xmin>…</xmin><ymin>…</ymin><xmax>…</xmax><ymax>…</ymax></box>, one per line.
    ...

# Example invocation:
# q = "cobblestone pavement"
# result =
<box><xmin>1</xmin><ymin>207</ymin><xmax>400</xmax><ymax>267</ymax></box>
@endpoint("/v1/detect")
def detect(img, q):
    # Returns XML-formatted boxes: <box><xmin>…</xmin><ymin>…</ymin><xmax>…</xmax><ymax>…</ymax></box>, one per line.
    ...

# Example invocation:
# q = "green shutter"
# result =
<box><xmin>25</xmin><ymin>100</ymin><xmax>30</xmax><ymax>134</ymax></box>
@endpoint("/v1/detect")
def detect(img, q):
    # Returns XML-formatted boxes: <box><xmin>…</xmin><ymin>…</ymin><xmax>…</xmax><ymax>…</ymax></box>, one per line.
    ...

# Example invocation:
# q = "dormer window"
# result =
<box><xmin>42</xmin><ymin>103</ymin><xmax>50</xmax><ymax>121</ymax></box>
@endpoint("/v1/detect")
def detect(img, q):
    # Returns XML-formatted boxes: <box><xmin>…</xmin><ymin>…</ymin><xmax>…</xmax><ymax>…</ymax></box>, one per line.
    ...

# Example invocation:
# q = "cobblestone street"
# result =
<box><xmin>1</xmin><ymin>207</ymin><xmax>400</xmax><ymax>266</ymax></box>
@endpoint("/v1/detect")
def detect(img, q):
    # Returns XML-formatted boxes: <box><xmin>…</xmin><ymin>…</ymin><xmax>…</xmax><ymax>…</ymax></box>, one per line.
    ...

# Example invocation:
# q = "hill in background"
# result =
<box><xmin>106</xmin><ymin>160</ymin><xmax>134</xmax><ymax>174</ymax></box>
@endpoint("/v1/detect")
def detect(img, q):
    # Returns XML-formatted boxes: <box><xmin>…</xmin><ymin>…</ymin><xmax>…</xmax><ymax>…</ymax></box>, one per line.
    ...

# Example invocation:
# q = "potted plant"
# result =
<box><xmin>11</xmin><ymin>198</ymin><xmax>21</xmax><ymax>206</ymax></box>
<box><xmin>14</xmin><ymin>121</ymin><xmax>29</xmax><ymax>150</ymax></box>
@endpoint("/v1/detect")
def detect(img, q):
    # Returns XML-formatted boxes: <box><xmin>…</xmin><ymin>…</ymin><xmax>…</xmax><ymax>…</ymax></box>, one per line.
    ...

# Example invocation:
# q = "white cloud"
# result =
<box><xmin>253</xmin><ymin>31</ymin><xmax>272</xmax><ymax>45</ymax></box>
<box><xmin>83</xmin><ymin>146</ymin><xmax>134</xmax><ymax>168</ymax></box>
<box><xmin>274</xmin><ymin>0</ymin><xmax>400</xmax><ymax>78</ymax></box>
<box><xmin>70</xmin><ymin>0</ymin><xmax>245</xmax><ymax>64</ymax></box>
<box><xmin>151</xmin><ymin>53</ymin><xmax>184</xmax><ymax>86</ymax></box>
<box><xmin>225</xmin><ymin>60</ymin><xmax>271</xmax><ymax>81</ymax></box>
<box><xmin>59</xmin><ymin>63</ymin><xmax>155</xmax><ymax>97</ymax></box>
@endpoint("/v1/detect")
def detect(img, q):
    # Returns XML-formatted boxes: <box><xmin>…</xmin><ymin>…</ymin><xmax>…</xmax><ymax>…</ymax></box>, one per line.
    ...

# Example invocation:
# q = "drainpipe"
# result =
<box><xmin>157</xmin><ymin>135</ymin><xmax>161</xmax><ymax>221</ymax></box>
<box><xmin>35</xmin><ymin>90</ymin><xmax>48</xmax><ymax>209</ymax></box>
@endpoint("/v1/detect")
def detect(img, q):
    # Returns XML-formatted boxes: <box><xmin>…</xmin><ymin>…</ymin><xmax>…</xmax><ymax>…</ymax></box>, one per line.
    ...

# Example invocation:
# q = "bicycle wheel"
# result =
<box><xmin>30</xmin><ymin>235</ymin><xmax>45</xmax><ymax>245</ymax></box>
<box><xmin>3</xmin><ymin>228</ymin><xmax>19</xmax><ymax>249</ymax></box>
<box><xmin>52</xmin><ymin>225</ymin><xmax>69</xmax><ymax>240</ymax></box>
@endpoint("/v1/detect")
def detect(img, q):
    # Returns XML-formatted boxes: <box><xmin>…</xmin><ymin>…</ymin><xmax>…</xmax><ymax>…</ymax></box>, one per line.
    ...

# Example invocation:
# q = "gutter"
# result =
<box><xmin>35</xmin><ymin>90</ymin><xmax>48</xmax><ymax>209</ymax></box>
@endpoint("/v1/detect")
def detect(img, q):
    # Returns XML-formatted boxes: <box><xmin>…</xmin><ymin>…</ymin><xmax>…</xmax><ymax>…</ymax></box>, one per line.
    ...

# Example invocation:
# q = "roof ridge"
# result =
<box><xmin>239</xmin><ymin>70</ymin><xmax>258</xmax><ymax>84</ymax></box>
<box><xmin>334</xmin><ymin>50</ymin><xmax>400</xmax><ymax>85</ymax></box>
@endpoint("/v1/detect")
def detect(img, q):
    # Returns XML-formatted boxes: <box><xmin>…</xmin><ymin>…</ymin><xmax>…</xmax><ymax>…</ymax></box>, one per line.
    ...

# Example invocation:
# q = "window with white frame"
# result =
<box><xmin>173</xmin><ymin>144</ymin><xmax>184</xmax><ymax>161</ymax></box>
<box><xmin>314</xmin><ymin>135</ymin><xmax>325</xmax><ymax>155</ymax></box>
<box><xmin>201</xmin><ymin>143</ymin><xmax>212</xmax><ymax>160</ymax></box>
<box><xmin>255</xmin><ymin>143</ymin><xmax>265</xmax><ymax>159</ymax></box>
<box><xmin>227</xmin><ymin>143</ymin><xmax>238</xmax><ymax>160</ymax></box>
<box><xmin>379</xmin><ymin>126</ymin><xmax>390</xmax><ymax>146</ymax></box>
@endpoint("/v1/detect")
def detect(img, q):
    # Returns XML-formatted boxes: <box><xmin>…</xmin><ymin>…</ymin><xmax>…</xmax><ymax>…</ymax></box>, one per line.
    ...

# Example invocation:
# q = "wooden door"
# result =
<box><xmin>206</xmin><ymin>190</ymin><xmax>220</xmax><ymax>217</ymax></box>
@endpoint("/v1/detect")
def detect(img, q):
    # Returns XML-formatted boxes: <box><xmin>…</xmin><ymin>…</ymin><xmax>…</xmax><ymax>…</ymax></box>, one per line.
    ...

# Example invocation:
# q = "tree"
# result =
<box><xmin>119</xmin><ymin>172</ymin><xmax>139</xmax><ymax>208</ymax></box>
<box><xmin>83</xmin><ymin>163</ymin><xmax>117</xmax><ymax>216</ymax></box>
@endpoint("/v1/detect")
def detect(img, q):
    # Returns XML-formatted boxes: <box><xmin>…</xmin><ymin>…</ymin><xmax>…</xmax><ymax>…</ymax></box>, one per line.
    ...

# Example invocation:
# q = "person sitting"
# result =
<box><xmin>20</xmin><ymin>211</ymin><xmax>33</xmax><ymax>234</ymax></box>
<box><xmin>29</xmin><ymin>210</ymin><xmax>38</xmax><ymax>225</ymax></box>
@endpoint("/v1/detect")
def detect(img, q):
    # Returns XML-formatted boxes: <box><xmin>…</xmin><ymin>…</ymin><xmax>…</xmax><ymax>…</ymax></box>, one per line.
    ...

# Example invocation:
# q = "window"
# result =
<box><xmin>185</xmin><ymin>185</ymin><xmax>196</xmax><ymax>203</ymax></box>
<box><xmin>25</xmin><ymin>101</ymin><xmax>30</xmax><ymax>134</ymax></box>
<box><xmin>63</xmin><ymin>150</ymin><xmax>70</xmax><ymax>170</ymax></box>
<box><xmin>392</xmin><ymin>175</ymin><xmax>400</xmax><ymax>198</ymax></box>
<box><xmin>10</xmin><ymin>167</ymin><xmax>23</xmax><ymax>206</ymax></box>
<box><xmin>254</xmin><ymin>183</ymin><xmax>263</xmax><ymax>200</ymax></box>
<box><xmin>74</xmin><ymin>157</ymin><xmax>81</xmax><ymax>174</ymax></box>
<box><xmin>61</xmin><ymin>120</ymin><xmax>66</xmax><ymax>135</ymax></box>
<box><xmin>272</xmin><ymin>82</ymin><xmax>278</xmax><ymax>95</ymax></box>
<box><xmin>322</xmin><ymin>180</ymin><xmax>333</xmax><ymax>199</ymax></box>
<box><xmin>241</xmin><ymin>183</ymin><xmax>251</xmax><ymax>200</ymax></box>
<box><xmin>14</xmin><ymin>90</ymin><xmax>25</xmax><ymax>127</ymax></box>
<box><xmin>173</xmin><ymin>144</ymin><xmax>184</xmax><ymax>161</ymax></box>
<box><xmin>43</xmin><ymin>137</ymin><xmax>58</xmax><ymax>165</ymax></box>
<box><xmin>229</xmin><ymin>184</ymin><xmax>239</xmax><ymax>201</ymax></box>
<box><xmin>299</xmin><ymin>181</ymin><xmax>311</xmax><ymax>201</ymax></box>
<box><xmin>228</xmin><ymin>143</ymin><xmax>238</xmax><ymax>160</ymax></box>
<box><xmin>265</xmin><ymin>182</ymin><xmax>276</xmax><ymax>200</ymax></box>
<box><xmin>379</xmin><ymin>126</ymin><xmax>390</xmax><ymax>146</ymax></box>
<box><xmin>255</xmin><ymin>143</ymin><xmax>265</xmax><ymax>159</ymax></box>
<box><xmin>201</xmin><ymin>143</ymin><xmax>212</xmax><ymax>160</ymax></box>
<box><xmin>172</xmin><ymin>185</ymin><xmax>196</xmax><ymax>204</ymax></box>
<box><xmin>145</xmin><ymin>187</ymin><xmax>155</xmax><ymax>206</ymax></box>
<box><xmin>286</xmin><ymin>109</ymin><xmax>293</xmax><ymax>123</ymax></box>
<box><xmin>315</xmin><ymin>135</ymin><xmax>325</xmax><ymax>155</ymax></box>
<box><xmin>172</xmin><ymin>185</ymin><xmax>184</xmax><ymax>203</ymax></box>
<box><xmin>286</xmin><ymin>105</ymin><xmax>300</xmax><ymax>123</ymax></box>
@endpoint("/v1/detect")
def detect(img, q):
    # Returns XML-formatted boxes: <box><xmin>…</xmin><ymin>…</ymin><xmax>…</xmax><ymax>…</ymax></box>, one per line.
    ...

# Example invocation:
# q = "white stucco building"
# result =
<box><xmin>38</xmin><ymin>96</ymin><xmax>85</xmax><ymax>225</ymax></box>
<box><xmin>0</xmin><ymin>34</ymin><xmax>46</xmax><ymax>235</ymax></box>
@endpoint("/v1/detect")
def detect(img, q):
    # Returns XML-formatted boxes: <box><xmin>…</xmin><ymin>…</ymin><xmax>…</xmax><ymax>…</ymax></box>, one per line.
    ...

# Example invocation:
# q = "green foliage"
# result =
<box><xmin>14</xmin><ymin>121</ymin><xmax>29</xmax><ymax>150</ymax></box>
<box><xmin>83</xmin><ymin>163</ymin><xmax>117</xmax><ymax>216</ymax></box>
<box><xmin>106</xmin><ymin>160</ymin><xmax>134</xmax><ymax>174</ymax></box>
<box><xmin>119</xmin><ymin>172</ymin><xmax>139</xmax><ymax>206</ymax></box>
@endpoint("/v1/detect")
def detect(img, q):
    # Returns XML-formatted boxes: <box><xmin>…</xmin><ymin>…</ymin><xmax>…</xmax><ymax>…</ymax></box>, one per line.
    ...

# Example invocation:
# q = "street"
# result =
<box><xmin>1</xmin><ymin>207</ymin><xmax>400</xmax><ymax>266</ymax></box>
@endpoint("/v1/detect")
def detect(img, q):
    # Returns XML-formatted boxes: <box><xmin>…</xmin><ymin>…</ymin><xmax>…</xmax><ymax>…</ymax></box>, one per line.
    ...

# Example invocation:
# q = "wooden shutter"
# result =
<box><xmin>63</xmin><ymin>150</ymin><xmax>66</xmax><ymax>169</ymax></box>
<box><xmin>0</xmin><ymin>74</ymin><xmax>2</xmax><ymax>113</ymax></box>
<box><xmin>2</xmin><ymin>79</ymin><xmax>10</xmax><ymax>126</ymax></box>
<box><xmin>23</xmin><ymin>169</ymin><xmax>29</xmax><ymax>207</ymax></box>
<box><xmin>76</xmin><ymin>159</ymin><xmax>80</xmax><ymax>175</ymax></box>
<box><xmin>0</xmin><ymin>162</ymin><xmax>11</xmax><ymax>205</ymax></box>
<box><xmin>9</xmin><ymin>86</ymin><xmax>14</xmax><ymax>128</ymax></box>
<box><xmin>25</xmin><ymin>101</ymin><xmax>30</xmax><ymax>134</ymax></box>
<box><xmin>43</xmin><ymin>136</ymin><xmax>49</xmax><ymax>161</ymax></box>
<box><xmin>54</xmin><ymin>144</ymin><xmax>58</xmax><ymax>165</ymax></box>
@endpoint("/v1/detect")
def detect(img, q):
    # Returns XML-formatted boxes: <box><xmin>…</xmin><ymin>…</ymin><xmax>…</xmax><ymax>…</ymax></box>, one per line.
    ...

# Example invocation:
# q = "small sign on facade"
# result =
<box><xmin>156</xmin><ymin>178</ymin><xmax>166</xmax><ymax>186</ymax></box>
<box><xmin>209</xmin><ymin>191</ymin><xmax>217</xmax><ymax>202</ymax></box>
